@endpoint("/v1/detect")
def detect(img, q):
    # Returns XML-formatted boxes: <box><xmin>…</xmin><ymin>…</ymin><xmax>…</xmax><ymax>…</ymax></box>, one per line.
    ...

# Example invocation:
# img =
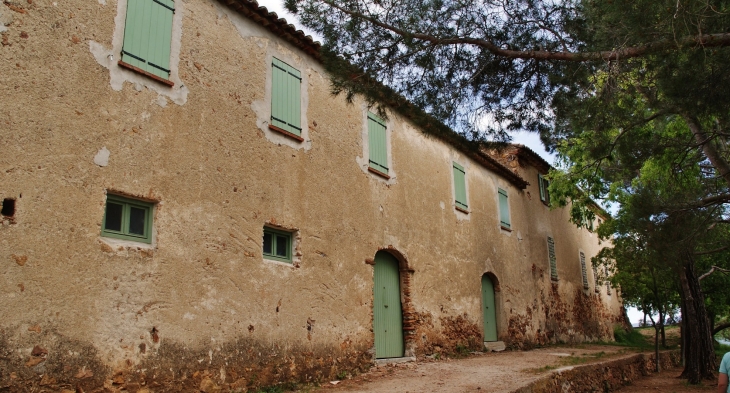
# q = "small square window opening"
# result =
<box><xmin>263</xmin><ymin>227</ymin><xmax>293</xmax><ymax>263</ymax></box>
<box><xmin>102</xmin><ymin>194</ymin><xmax>154</xmax><ymax>244</ymax></box>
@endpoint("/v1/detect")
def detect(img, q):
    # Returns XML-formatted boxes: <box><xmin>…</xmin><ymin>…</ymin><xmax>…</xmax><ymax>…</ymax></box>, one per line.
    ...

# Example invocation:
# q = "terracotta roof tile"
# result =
<box><xmin>221</xmin><ymin>0</ymin><xmax>321</xmax><ymax>59</ymax></box>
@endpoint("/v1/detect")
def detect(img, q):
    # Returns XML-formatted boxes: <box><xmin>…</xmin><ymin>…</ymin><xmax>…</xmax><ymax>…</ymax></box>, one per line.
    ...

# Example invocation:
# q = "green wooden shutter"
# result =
<box><xmin>538</xmin><ymin>174</ymin><xmax>550</xmax><ymax>204</ymax></box>
<box><xmin>498</xmin><ymin>188</ymin><xmax>510</xmax><ymax>228</ymax></box>
<box><xmin>271</xmin><ymin>58</ymin><xmax>302</xmax><ymax>136</ymax></box>
<box><xmin>121</xmin><ymin>0</ymin><xmax>174</xmax><ymax>80</ymax></box>
<box><xmin>367</xmin><ymin>112</ymin><xmax>389</xmax><ymax>174</ymax></box>
<box><xmin>453</xmin><ymin>162</ymin><xmax>468</xmax><ymax>209</ymax></box>
<box><xmin>593</xmin><ymin>264</ymin><xmax>600</xmax><ymax>293</ymax></box>
<box><xmin>580</xmin><ymin>252</ymin><xmax>589</xmax><ymax>289</ymax></box>
<box><xmin>547</xmin><ymin>236</ymin><xmax>557</xmax><ymax>280</ymax></box>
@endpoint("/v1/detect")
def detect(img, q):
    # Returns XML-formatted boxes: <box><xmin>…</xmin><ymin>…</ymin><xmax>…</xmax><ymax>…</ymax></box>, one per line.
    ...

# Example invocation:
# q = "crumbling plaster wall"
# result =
<box><xmin>0</xmin><ymin>0</ymin><xmax>623</xmax><ymax>389</ymax></box>
<box><xmin>501</xmin><ymin>162</ymin><xmax>625</xmax><ymax>347</ymax></box>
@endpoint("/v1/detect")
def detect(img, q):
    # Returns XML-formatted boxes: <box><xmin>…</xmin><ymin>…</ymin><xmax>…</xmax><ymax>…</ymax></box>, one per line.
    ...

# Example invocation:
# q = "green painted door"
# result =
<box><xmin>481</xmin><ymin>275</ymin><xmax>498</xmax><ymax>342</ymax></box>
<box><xmin>373</xmin><ymin>251</ymin><xmax>404</xmax><ymax>358</ymax></box>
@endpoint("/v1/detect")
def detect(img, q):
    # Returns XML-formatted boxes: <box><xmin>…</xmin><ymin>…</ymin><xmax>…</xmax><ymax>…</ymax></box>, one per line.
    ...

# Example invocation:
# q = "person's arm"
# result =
<box><xmin>719</xmin><ymin>372</ymin><xmax>728</xmax><ymax>393</ymax></box>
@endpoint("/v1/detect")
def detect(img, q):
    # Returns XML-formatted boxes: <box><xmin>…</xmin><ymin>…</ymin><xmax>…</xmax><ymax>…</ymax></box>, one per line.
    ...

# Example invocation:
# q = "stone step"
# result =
<box><xmin>484</xmin><ymin>341</ymin><xmax>506</xmax><ymax>352</ymax></box>
<box><xmin>374</xmin><ymin>356</ymin><xmax>416</xmax><ymax>366</ymax></box>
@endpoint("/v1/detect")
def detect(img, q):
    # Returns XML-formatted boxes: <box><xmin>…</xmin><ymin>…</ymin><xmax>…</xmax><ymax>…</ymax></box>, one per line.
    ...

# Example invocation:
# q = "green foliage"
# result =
<box><xmin>715</xmin><ymin>340</ymin><xmax>730</xmax><ymax>358</ymax></box>
<box><xmin>718</xmin><ymin>323</ymin><xmax>730</xmax><ymax>342</ymax></box>
<box><xmin>452</xmin><ymin>344</ymin><xmax>471</xmax><ymax>358</ymax></box>
<box><xmin>613</xmin><ymin>326</ymin><xmax>652</xmax><ymax>349</ymax></box>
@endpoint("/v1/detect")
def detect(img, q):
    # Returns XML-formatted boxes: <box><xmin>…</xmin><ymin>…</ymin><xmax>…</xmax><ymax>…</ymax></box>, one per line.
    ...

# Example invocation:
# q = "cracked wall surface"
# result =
<box><xmin>0</xmin><ymin>0</ymin><xmax>624</xmax><ymax>390</ymax></box>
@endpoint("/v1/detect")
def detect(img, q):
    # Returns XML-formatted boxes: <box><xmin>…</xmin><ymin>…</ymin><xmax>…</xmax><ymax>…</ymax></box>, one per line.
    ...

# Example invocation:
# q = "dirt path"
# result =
<box><xmin>613</xmin><ymin>366</ymin><xmax>715</xmax><ymax>393</ymax></box>
<box><xmin>313</xmin><ymin>345</ymin><xmax>638</xmax><ymax>393</ymax></box>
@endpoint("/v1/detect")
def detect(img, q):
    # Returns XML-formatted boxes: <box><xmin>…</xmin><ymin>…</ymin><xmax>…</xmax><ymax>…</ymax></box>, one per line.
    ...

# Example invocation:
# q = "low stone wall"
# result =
<box><xmin>511</xmin><ymin>350</ymin><xmax>682</xmax><ymax>393</ymax></box>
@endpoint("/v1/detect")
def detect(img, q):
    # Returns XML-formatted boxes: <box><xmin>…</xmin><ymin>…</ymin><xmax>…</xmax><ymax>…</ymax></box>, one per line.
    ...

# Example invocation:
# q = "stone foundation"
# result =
<box><xmin>512</xmin><ymin>350</ymin><xmax>682</xmax><ymax>393</ymax></box>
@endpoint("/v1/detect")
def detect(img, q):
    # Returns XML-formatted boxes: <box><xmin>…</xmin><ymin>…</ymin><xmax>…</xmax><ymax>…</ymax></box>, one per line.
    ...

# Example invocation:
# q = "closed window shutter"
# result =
<box><xmin>580</xmin><ymin>252</ymin><xmax>589</xmax><ymax>289</ymax></box>
<box><xmin>498</xmin><ymin>188</ymin><xmax>510</xmax><ymax>228</ymax></box>
<box><xmin>593</xmin><ymin>265</ymin><xmax>600</xmax><ymax>293</ymax></box>
<box><xmin>271</xmin><ymin>58</ymin><xmax>302</xmax><ymax>136</ymax></box>
<box><xmin>122</xmin><ymin>0</ymin><xmax>174</xmax><ymax>80</ymax></box>
<box><xmin>368</xmin><ymin>113</ymin><xmax>388</xmax><ymax>174</ymax></box>
<box><xmin>453</xmin><ymin>162</ymin><xmax>467</xmax><ymax>209</ymax></box>
<box><xmin>547</xmin><ymin>236</ymin><xmax>557</xmax><ymax>280</ymax></box>
<box><xmin>538</xmin><ymin>174</ymin><xmax>550</xmax><ymax>203</ymax></box>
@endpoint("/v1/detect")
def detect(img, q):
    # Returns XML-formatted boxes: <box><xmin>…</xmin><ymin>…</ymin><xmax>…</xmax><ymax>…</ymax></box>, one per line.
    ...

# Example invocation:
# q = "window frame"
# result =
<box><xmin>593</xmin><ymin>264</ymin><xmax>601</xmax><ymax>293</ymax></box>
<box><xmin>269</xmin><ymin>57</ymin><xmax>303</xmax><ymax>142</ymax></box>
<box><xmin>452</xmin><ymin>162</ymin><xmax>468</xmax><ymax>212</ymax></box>
<box><xmin>498</xmin><ymin>188</ymin><xmax>511</xmax><ymax>230</ymax></box>
<box><xmin>101</xmin><ymin>194</ymin><xmax>154</xmax><ymax>244</ymax></box>
<box><xmin>367</xmin><ymin>112</ymin><xmax>390</xmax><ymax>178</ymax></box>
<box><xmin>538</xmin><ymin>173</ymin><xmax>550</xmax><ymax>205</ymax></box>
<box><xmin>118</xmin><ymin>0</ymin><xmax>176</xmax><ymax>86</ymax></box>
<box><xmin>547</xmin><ymin>236</ymin><xmax>558</xmax><ymax>281</ymax></box>
<box><xmin>263</xmin><ymin>226</ymin><xmax>293</xmax><ymax>263</ymax></box>
<box><xmin>579</xmin><ymin>251</ymin><xmax>589</xmax><ymax>289</ymax></box>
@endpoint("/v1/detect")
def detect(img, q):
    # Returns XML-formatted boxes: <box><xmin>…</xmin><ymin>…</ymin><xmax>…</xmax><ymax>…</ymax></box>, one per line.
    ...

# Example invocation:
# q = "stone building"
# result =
<box><xmin>0</xmin><ymin>0</ymin><xmax>624</xmax><ymax>390</ymax></box>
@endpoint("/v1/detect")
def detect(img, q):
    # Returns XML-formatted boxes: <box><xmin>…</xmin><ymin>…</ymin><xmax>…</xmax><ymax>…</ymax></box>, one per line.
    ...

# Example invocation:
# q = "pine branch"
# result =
<box><xmin>697</xmin><ymin>265</ymin><xmax>730</xmax><ymax>280</ymax></box>
<box><xmin>313</xmin><ymin>0</ymin><xmax>730</xmax><ymax>62</ymax></box>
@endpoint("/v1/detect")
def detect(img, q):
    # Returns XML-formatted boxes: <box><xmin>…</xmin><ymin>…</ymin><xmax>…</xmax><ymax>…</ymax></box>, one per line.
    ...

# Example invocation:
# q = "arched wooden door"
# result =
<box><xmin>373</xmin><ymin>251</ymin><xmax>404</xmax><ymax>358</ymax></box>
<box><xmin>481</xmin><ymin>274</ymin><xmax>498</xmax><ymax>342</ymax></box>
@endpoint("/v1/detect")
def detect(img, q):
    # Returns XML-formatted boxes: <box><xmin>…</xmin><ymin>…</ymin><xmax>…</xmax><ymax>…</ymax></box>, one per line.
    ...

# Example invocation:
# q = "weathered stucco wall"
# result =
<box><xmin>0</xmin><ymin>0</ymin><xmax>624</xmax><ymax>390</ymax></box>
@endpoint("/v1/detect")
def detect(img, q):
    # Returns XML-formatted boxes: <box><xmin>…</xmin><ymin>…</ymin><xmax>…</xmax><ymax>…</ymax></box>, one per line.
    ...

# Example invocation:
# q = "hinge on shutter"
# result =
<box><xmin>368</xmin><ymin>160</ymin><xmax>389</xmax><ymax>171</ymax></box>
<box><xmin>272</xmin><ymin>63</ymin><xmax>302</xmax><ymax>81</ymax></box>
<box><xmin>272</xmin><ymin>116</ymin><xmax>302</xmax><ymax>132</ymax></box>
<box><xmin>149</xmin><ymin>62</ymin><xmax>171</xmax><ymax>74</ymax></box>
<box><xmin>122</xmin><ymin>50</ymin><xmax>145</xmax><ymax>63</ymax></box>
<box><xmin>152</xmin><ymin>0</ymin><xmax>175</xmax><ymax>12</ymax></box>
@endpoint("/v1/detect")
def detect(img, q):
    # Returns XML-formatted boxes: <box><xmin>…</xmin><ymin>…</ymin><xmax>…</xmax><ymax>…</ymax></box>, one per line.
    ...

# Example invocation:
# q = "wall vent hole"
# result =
<box><xmin>1</xmin><ymin>198</ymin><xmax>15</xmax><ymax>217</ymax></box>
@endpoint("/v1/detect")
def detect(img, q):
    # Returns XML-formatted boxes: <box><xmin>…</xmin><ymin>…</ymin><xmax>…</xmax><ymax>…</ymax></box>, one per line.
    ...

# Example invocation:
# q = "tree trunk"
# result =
<box><xmin>678</xmin><ymin>253</ymin><xmax>717</xmax><ymax>383</ymax></box>
<box><xmin>654</xmin><ymin>323</ymin><xmax>661</xmax><ymax>372</ymax></box>
<box><xmin>683</xmin><ymin>114</ymin><xmax>730</xmax><ymax>187</ymax></box>
<box><xmin>658</xmin><ymin>304</ymin><xmax>666</xmax><ymax>348</ymax></box>
<box><xmin>680</xmin><ymin>301</ymin><xmax>686</xmax><ymax>367</ymax></box>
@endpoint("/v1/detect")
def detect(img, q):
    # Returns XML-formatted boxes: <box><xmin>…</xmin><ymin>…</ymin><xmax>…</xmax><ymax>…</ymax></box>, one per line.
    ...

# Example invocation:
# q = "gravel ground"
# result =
<box><xmin>312</xmin><ymin>345</ymin><xmax>637</xmax><ymax>393</ymax></box>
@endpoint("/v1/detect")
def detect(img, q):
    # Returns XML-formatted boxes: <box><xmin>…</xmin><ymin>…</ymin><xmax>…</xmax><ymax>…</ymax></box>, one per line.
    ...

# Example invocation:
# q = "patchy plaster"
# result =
<box><xmin>88</xmin><ymin>0</ymin><xmax>188</xmax><ymax>105</ymax></box>
<box><xmin>93</xmin><ymin>147</ymin><xmax>110</xmax><ymax>167</ymax></box>
<box><xmin>0</xmin><ymin>3</ymin><xmax>13</xmax><ymax>33</ymax></box>
<box><xmin>356</xmin><ymin>104</ymin><xmax>397</xmax><ymax>184</ymax></box>
<box><xmin>214</xmin><ymin>1</ymin><xmax>313</xmax><ymax>151</ymax></box>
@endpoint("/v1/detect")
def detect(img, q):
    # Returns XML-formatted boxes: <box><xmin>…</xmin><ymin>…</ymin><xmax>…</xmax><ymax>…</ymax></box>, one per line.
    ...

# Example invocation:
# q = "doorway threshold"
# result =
<box><xmin>374</xmin><ymin>356</ymin><xmax>416</xmax><ymax>366</ymax></box>
<box><xmin>484</xmin><ymin>341</ymin><xmax>506</xmax><ymax>352</ymax></box>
